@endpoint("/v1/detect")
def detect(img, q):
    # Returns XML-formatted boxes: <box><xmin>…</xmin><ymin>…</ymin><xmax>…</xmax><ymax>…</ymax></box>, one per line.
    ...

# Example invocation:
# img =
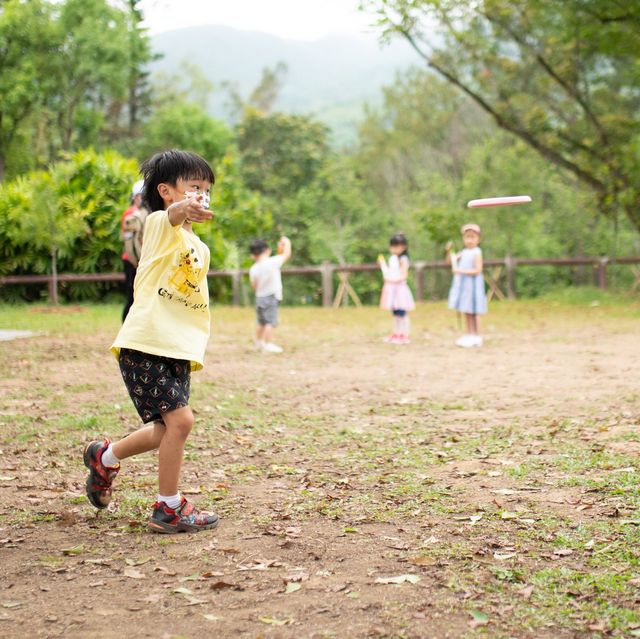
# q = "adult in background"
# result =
<box><xmin>121</xmin><ymin>180</ymin><xmax>147</xmax><ymax>321</ymax></box>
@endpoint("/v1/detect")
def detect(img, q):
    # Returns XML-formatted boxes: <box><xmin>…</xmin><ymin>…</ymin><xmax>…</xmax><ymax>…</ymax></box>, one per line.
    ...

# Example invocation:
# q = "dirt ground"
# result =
<box><xmin>0</xmin><ymin>302</ymin><xmax>639</xmax><ymax>638</ymax></box>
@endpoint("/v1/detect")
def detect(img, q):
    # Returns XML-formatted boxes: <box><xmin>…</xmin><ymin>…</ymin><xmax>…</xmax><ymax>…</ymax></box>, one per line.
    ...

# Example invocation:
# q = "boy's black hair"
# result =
<box><xmin>140</xmin><ymin>149</ymin><xmax>215</xmax><ymax>212</ymax></box>
<box><xmin>249</xmin><ymin>239</ymin><xmax>270</xmax><ymax>256</ymax></box>
<box><xmin>389</xmin><ymin>232</ymin><xmax>409</xmax><ymax>256</ymax></box>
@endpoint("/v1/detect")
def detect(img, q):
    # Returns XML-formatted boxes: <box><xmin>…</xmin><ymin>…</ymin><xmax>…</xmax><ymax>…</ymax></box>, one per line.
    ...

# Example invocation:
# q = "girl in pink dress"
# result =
<box><xmin>378</xmin><ymin>233</ymin><xmax>415</xmax><ymax>344</ymax></box>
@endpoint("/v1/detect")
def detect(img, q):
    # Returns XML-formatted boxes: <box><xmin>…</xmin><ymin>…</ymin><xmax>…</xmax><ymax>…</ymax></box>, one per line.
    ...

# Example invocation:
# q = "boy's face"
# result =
<box><xmin>158</xmin><ymin>177</ymin><xmax>212</xmax><ymax>207</ymax></box>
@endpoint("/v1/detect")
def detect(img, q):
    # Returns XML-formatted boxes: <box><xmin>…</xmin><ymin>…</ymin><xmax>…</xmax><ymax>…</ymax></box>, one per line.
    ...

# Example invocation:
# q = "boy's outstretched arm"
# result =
<box><xmin>278</xmin><ymin>236</ymin><xmax>292</xmax><ymax>263</ymax></box>
<box><xmin>167</xmin><ymin>197</ymin><xmax>212</xmax><ymax>226</ymax></box>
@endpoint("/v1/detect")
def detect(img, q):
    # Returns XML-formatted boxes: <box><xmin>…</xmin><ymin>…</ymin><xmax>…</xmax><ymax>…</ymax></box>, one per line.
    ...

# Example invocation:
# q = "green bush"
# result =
<box><xmin>0</xmin><ymin>147</ymin><xmax>272</xmax><ymax>303</ymax></box>
<box><xmin>0</xmin><ymin>148</ymin><xmax>138</xmax><ymax>301</ymax></box>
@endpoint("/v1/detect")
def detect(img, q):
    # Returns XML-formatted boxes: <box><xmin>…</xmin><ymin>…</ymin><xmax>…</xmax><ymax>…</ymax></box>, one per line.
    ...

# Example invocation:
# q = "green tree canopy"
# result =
<box><xmin>0</xmin><ymin>0</ymin><xmax>154</xmax><ymax>179</ymax></box>
<box><xmin>358</xmin><ymin>69</ymin><xmax>491</xmax><ymax>205</ymax></box>
<box><xmin>236</xmin><ymin>110</ymin><xmax>329</xmax><ymax>200</ymax></box>
<box><xmin>355</xmin><ymin>64</ymin><xmax>638</xmax><ymax>265</ymax></box>
<box><xmin>137</xmin><ymin>101</ymin><xmax>233</xmax><ymax>166</ymax></box>
<box><xmin>0</xmin><ymin>0</ymin><xmax>59</xmax><ymax>179</ymax></box>
<box><xmin>285</xmin><ymin>156</ymin><xmax>383</xmax><ymax>265</ymax></box>
<box><xmin>362</xmin><ymin>0</ymin><xmax>640</xmax><ymax>229</ymax></box>
<box><xmin>47</xmin><ymin>0</ymin><xmax>131</xmax><ymax>152</ymax></box>
<box><xmin>203</xmin><ymin>149</ymin><xmax>273</xmax><ymax>285</ymax></box>
<box><xmin>234</xmin><ymin>110</ymin><xmax>331</xmax><ymax>265</ymax></box>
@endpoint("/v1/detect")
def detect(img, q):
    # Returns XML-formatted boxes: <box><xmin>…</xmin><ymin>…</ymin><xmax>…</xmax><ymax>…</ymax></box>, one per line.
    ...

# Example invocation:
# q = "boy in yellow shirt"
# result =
<box><xmin>83</xmin><ymin>149</ymin><xmax>218</xmax><ymax>533</ymax></box>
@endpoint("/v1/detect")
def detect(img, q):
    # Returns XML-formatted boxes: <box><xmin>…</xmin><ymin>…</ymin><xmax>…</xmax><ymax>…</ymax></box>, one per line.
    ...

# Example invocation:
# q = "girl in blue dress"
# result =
<box><xmin>447</xmin><ymin>223</ymin><xmax>487</xmax><ymax>347</ymax></box>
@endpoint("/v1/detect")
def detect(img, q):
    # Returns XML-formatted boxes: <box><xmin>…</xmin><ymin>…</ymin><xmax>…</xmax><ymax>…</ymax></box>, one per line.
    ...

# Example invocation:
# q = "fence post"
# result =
<box><xmin>231</xmin><ymin>269</ymin><xmax>241</xmax><ymax>306</ymax></box>
<box><xmin>505</xmin><ymin>254</ymin><xmax>516</xmax><ymax>299</ymax></box>
<box><xmin>414</xmin><ymin>262</ymin><xmax>425</xmax><ymax>302</ymax></box>
<box><xmin>321</xmin><ymin>261</ymin><xmax>334</xmax><ymax>308</ymax></box>
<box><xmin>48</xmin><ymin>275</ymin><xmax>59</xmax><ymax>305</ymax></box>
<box><xmin>48</xmin><ymin>245</ymin><xmax>59</xmax><ymax>305</ymax></box>
<box><xmin>597</xmin><ymin>257</ymin><xmax>609</xmax><ymax>289</ymax></box>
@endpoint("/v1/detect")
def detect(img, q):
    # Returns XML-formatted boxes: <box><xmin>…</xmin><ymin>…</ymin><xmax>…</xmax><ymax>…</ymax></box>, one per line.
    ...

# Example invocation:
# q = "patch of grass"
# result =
<box><xmin>65</xmin><ymin>383</ymin><xmax>98</xmax><ymax>393</ymax></box>
<box><xmin>490</xmin><ymin>565</ymin><xmax>525</xmax><ymax>583</ymax></box>
<box><xmin>526</xmin><ymin>567</ymin><xmax>640</xmax><ymax>633</ymax></box>
<box><xmin>31</xmin><ymin>513</ymin><xmax>56</xmax><ymax>523</ymax></box>
<box><xmin>0</xmin><ymin>303</ymin><xmax>123</xmax><ymax>335</ymax></box>
<box><xmin>537</xmin><ymin>285</ymin><xmax>640</xmax><ymax>309</ymax></box>
<box><xmin>617</xmin><ymin>430</ymin><xmax>640</xmax><ymax>442</ymax></box>
<box><xmin>555</xmin><ymin>448</ymin><xmax>637</xmax><ymax>475</ymax></box>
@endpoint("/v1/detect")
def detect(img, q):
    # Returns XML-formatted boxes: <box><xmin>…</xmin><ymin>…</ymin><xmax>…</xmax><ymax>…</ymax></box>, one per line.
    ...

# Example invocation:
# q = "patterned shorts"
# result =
<box><xmin>119</xmin><ymin>348</ymin><xmax>191</xmax><ymax>424</ymax></box>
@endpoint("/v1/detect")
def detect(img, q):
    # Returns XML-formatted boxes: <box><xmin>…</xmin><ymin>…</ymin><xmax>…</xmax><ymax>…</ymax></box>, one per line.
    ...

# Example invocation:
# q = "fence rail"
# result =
<box><xmin>2</xmin><ymin>256</ymin><xmax>640</xmax><ymax>306</ymax></box>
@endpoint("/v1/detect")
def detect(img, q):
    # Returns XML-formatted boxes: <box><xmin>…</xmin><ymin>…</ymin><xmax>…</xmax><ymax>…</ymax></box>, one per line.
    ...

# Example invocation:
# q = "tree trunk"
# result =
<box><xmin>129</xmin><ymin>81</ymin><xmax>138</xmax><ymax>134</ymax></box>
<box><xmin>50</xmin><ymin>245</ymin><xmax>59</xmax><ymax>306</ymax></box>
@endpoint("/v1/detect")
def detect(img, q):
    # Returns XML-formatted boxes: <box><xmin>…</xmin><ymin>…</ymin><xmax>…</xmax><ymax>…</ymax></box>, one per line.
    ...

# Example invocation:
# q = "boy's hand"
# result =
<box><xmin>277</xmin><ymin>235</ymin><xmax>292</xmax><ymax>260</ymax></box>
<box><xmin>168</xmin><ymin>196</ymin><xmax>213</xmax><ymax>225</ymax></box>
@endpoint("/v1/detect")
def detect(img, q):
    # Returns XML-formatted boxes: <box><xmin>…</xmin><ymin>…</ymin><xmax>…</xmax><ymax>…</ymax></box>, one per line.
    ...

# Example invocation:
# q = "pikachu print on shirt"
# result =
<box><xmin>169</xmin><ymin>247</ymin><xmax>202</xmax><ymax>295</ymax></box>
<box><xmin>160</xmin><ymin>241</ymin><xmax>209</xmax><ymax>312</ymax></box>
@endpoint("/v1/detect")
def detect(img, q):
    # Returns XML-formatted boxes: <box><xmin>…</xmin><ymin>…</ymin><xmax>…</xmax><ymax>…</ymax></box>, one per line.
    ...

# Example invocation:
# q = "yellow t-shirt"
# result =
<box><xmin>111</xmin><ymin>211</ymin><xmax>211</xmax><ymax>371</ymax></box>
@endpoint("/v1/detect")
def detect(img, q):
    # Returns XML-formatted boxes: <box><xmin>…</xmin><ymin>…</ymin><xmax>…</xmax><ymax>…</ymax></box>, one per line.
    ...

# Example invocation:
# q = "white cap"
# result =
<box><xmin>131</xmin><ymin>180</ymin><xmax>144</xmax><ymax>198</ymax></box>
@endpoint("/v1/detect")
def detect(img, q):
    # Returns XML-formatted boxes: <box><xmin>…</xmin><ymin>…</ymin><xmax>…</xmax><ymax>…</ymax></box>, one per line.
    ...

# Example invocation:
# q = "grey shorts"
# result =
<box><xmin>256</xmin><ymin>294</ymin><xmax>279</xmax><ymax>326</ymax></box>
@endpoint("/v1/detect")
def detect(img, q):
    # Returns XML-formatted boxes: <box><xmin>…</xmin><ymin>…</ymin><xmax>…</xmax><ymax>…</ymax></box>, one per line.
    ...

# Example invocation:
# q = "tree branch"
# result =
<box><xmin>396</xmin><ymin>26</ymin><xmax>608</xmax><ymax>194</ymax></box>
<box><xmin>480</xmin><ymin>10</ymin><xmax>609</xmax><ymax>146</ymax></box>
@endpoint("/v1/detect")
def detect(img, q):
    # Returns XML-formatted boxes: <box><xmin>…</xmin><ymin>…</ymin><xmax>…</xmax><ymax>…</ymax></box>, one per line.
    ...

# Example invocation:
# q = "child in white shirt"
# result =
<box><xmin>249</xmin><ymin>236</ymin><xmax>292</xmax><ymax>353</ymax></box>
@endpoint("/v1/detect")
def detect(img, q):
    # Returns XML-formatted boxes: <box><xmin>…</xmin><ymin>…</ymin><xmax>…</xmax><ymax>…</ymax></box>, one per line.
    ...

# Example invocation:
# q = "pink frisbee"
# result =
<box><xmin>467</xmin><ymin>195</ymin><xmax>532</xmax><ymax>208</ymax></box>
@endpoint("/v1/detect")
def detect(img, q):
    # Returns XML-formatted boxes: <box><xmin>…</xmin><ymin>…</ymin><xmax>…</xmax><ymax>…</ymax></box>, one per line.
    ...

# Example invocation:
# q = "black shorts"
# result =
<box><xmin>119</xmin><ymin>348</ymin><xmax>191</xmax><ymax>424</ymax></box>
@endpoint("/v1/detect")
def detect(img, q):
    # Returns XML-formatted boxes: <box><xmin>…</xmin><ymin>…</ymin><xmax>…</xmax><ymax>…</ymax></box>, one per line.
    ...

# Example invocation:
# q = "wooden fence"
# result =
<box><xmin>2</xmin><ymin>256</ymin><xmax>640</xmax><ymax>306</ymax></box>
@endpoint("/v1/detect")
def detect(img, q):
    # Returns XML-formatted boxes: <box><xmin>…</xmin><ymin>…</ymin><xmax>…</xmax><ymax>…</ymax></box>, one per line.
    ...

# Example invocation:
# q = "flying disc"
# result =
<box><xmin>467</xmin><ymin>195</ymin><xmax>532</xmax><ymax>208</ymax></box>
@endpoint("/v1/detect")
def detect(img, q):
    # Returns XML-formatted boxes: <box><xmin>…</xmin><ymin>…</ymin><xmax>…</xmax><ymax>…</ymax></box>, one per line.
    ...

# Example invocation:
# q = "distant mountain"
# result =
<box><xmin>150</xmin><ymin>25</ymin><xmax>419</xmax><ymax>145</ymax></box>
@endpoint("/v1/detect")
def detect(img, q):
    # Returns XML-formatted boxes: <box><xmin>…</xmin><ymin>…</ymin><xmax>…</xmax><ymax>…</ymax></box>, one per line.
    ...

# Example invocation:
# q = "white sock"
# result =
<box><xmin>158</xmin><ymin>493</ymin><xmax>182</xmax><ymax>509</ymax></box>
<box><xmin>101</xmin><ymin>444</ymin><xmax>120</xmax><ymax>468</ymax></box>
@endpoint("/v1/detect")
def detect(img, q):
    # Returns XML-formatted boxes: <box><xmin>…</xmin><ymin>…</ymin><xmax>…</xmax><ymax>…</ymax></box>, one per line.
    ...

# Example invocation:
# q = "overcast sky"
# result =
<box><xmin>138</xmin><ymin>0</ymin><xmax>379</xmax><ymax>40</ymax></box>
